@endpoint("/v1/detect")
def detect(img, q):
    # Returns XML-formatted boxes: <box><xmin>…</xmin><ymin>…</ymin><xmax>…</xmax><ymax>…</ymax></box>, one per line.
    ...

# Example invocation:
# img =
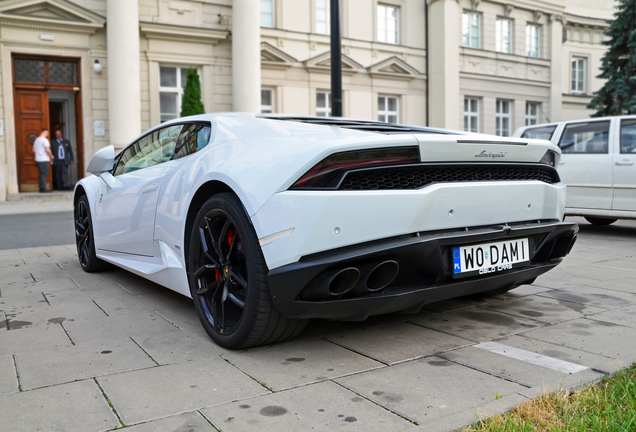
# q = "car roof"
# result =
<box><xmin>520</xmin><ymin>114</ymin><xmax>636</xmax><ymax>130</ymax></box>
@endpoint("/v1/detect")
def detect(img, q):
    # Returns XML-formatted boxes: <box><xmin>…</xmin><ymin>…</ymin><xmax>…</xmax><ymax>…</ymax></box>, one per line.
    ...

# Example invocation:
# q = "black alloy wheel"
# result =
<box><xmin>75</xmin><ymin>195</ymin><xmax>109</xmax><ymax>272</ymax></box>
<box><xmin>189</xmin><ymin>193</ymin><xmax>307</xmax><ymax>349</ymax></box>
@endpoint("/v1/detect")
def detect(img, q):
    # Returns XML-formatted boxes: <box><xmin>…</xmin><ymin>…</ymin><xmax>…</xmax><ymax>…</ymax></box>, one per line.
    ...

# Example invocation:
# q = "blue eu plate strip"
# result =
<box><xmin>453</xmin><ymin>247</ymin><xmax>461</xmax><ymax>274</ymax></box>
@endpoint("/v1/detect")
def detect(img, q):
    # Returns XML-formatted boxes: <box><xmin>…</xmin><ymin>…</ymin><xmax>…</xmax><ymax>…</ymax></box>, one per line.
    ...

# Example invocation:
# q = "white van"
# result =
<box><xmin>514</xmin><ymin>115</ymin><xmax>636</xmax><ymax>225</ymax></box>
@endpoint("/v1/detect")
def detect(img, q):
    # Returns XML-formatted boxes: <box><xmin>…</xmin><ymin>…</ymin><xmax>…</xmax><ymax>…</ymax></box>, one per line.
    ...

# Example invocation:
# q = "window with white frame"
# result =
<box><xmin>378</xmin><ymin>95</ymin><xmax>398</xmax><ymax>123</ymax></box>
<box><xmin>377</xmin><ymin>4</ymin><xmax>399</xmax><ymax>44</ymax></box>
<box><xmin>261</xmin><ymin>0</ymin><xmax>274</xmax><ymax>27</ymax></box>
<box><xmin>525</xmin><ymin>102</ymin><xmax>539</xmax><ymax>126</ymax></box>
<box><xmin>261</xmin><ymin>88</ymin><xmax>274</xmax><ymax>114</ymax></box>
<box><xmin>496</xmin><ymin>18</ymin><xmax>513</xmax><ymax>53</ymax></box>
<box><xmin>526</xmin><ymin>24</ymin><xmax>540</xmax><ymax>58</ymax></box>
<box><xmin>316</xmin><ymin>91</ymin><xmax>331</xmax><ymax>116</ymax></box>
<box><xmin>316</xmin><ymin>0</ymin><xmax>330</xmax><ymax>35</ymax></box>
<box><xmin>571</xmin><ymin>57</ymin><xmax>586</xmax><ymax>93</ymax></box>
<box><xmin>462</xmin><ymin>12</ymin><xmax>480</xmax><ymax>48</ymax></box>
<box><xmin>496</xmin><ymin>100</ymin><xmax>512</xmax><ymax>136</ymax></box>
<box><xmin>464</xmin><ymin>97</ymin><xmax>479</xmax><ymax>133</ymax></box>
<box><xmin>159</xmin><ymin>66</ymin><xmax>190</xmax><ymax>123</ymax></box>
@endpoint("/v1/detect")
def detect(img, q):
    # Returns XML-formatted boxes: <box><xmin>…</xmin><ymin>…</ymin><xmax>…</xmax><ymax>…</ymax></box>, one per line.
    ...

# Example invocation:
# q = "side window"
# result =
<box><xmin>559</xmin><ymin>121</ymin><xmax>610</xmax><ymax>154</ymax></box>
<box><xmin>172</xmin><ymin>123</ymin><xmax>212</xmax><ymax>161</ymax></box>
<box><xmin>113</xmin><ymin>125</ymin><xmax>183</xmax><ymax>176</ymax></box>
<box><xmin>620</xmin><ymin>119</ymin><xmax>636</xmax><ymax>154</ymax></box>
<box><xmin>520</xmin><ymin>125</ymin><xmax>556</xmax><ymax>140</ymax></box>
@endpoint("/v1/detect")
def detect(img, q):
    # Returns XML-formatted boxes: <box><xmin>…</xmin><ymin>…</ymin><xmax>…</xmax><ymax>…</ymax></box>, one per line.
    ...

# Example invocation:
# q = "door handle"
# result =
<box><xmin>615</xmin><ymin>160</ymin><xmax>634</xmax><ymax>166</ymax></box>
<box><xmin>142</xmin><ymin>182</ymin><xmax>158</xmax><ymax>194</ymax></box>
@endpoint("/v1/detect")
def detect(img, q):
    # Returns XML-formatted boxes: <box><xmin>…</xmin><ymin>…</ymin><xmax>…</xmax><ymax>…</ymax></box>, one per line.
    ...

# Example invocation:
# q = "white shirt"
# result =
<box><xmin>34</xmin><ymin>136</ymin><xmax>50</xmax><ymax>162</ymax></box>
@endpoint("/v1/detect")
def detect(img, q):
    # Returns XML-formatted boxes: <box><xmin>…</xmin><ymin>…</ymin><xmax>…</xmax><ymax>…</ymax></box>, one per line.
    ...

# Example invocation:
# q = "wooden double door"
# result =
<box><xmin>15</xmin><ymin>88</ymin><xmax>50</xmax><ymax>191</ymax></box>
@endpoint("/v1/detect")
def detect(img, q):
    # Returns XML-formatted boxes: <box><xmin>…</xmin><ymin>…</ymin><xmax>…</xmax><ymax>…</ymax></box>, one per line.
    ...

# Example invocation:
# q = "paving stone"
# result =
<box><xmin>134</xmin><ymin>329</ymin><xmax>229</xmax><ymax>365</ymax></box>
<box><xmin>293</xmin><ymin>318</ymin><xmax>359</xmax><ymax>341</ymax></box>
<box><xmin>536</xmin><ymin>285</ymin><xmax>636</xmax><ymax>309</ymax></box>
<box><xmin>493</xmin><ymin>284</ymin><xmax>555</xmax><ymax>300</ymax></box>
<box><xmin>0</xmin><ymin>379</ymin><xmax>119</xmax><ymax>432</ymax></box>
<box><xmin>62</xmin><ymin>311</ymin><xmax>181</xmax><ymax>345</ymax></box>
<box><xmin>0</xmin><ymin>323</ymin><xmax>72</xmax><ymax>356</ymax></box>
<box><xmin>583</xmin><ymin>277</ymin><xmax>636</xmax><ymax>293</ymax></box>
<box><xmin>16</xmin><ymin>337</ymin><xmax>157</xmax><ymax>390</ymax></box>
<box><xmin>202</xmin><ymin>380</ymin><xmax>412</xmax><ymax>432</ymax></box>
<box><xmin>522</xmin><ymin>318</ymin><xmax>636</xmax><ymax>361</ymax></box>
<box><xmin>1</xmin><ymin>296</ymin><xmax>106</xmax><ymax>329</ymax></box>
<box><xmin>222</xmin><ymin>339</ymin><xmax>383</xmax><ymax>391</ymax></box>
<box><xmin>1</xmin><ymin>278</ymin><xmax>78</xmax><ymax>299</ymax></box>
<box><xmin>407</xmin><ymin>307</ymin><xmax>542</xmax><ymax>342</ymax></box>
<box><xmin>99</xmin><ymin>355</ymin><xmax>268</xmax><ymax>425</ymax></box>
<box><xmin>92</xmin><ymin>292</ymin><xmax>191</xmax><ymax>317</ymax></box>
<box><xmin>422</xmin><ymin>294</ymin><xmax>503</xmax><ymax>314</ymax></box>
<box><xmin>124</xmin><ymin>411</ymin><xmax>216</xmax><ymax>431</ymax></box>
<box><xmin>587</xmin><ymin>304</ymin><xmax>636</xmax><ymax>329</ymax></box>
<box><xmin>153</xmin><ymin>305</ymin><xmax>202</xmax><ymax>331</ymax></box>
<box><xmin>481</xmin><ymin>295</ymin><xmax>605</xmax><ymax>324</ymax></box>
<box><xmin>325</xmin><ymin>322</ymin><xmax>472</xmax><ymax>364</ymax></box>
<box><xmin>532</xmin><ymin>271</ymin><xmax>593</xmax><ymax>290</ymax></box>
<box><xmin>0</xmin><ymin>355</ymin><xmax>18</xmax><ymax>394</ymax></box>
<box><xmin>337</xmin><ymin>356</ymin><xmax>527</xmax><ymax>427</ymax></box>
<box><xmin>556</xmin><ymin>264</ymin><xmax>633</xmax><ymax>282</ymax></box>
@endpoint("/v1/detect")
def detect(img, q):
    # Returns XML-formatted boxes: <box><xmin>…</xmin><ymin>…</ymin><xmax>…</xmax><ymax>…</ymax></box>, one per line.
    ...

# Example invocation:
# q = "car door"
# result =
<box><xmin>613</xmin><ymin>118</ymin><xmax>636</xmax><ymax>211</ymax></box>
<box><xmin>93</xmin><ymin>125</ymin><xmax>182</xmax><ymax>256</ymax></box>
<box><xmin>557</xmin><ymin>120</ymin><xmax>612</xmax><ymax>210</ymax></box>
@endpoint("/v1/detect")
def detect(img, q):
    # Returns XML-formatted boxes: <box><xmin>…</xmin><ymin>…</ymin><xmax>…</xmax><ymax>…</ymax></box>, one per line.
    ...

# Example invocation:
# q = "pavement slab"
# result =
<box><xmin>480</xmin><ymin>295</ymin><xmax>606</xmax><ymax>324</ymax></box>
<box><xmin>0</xmin><ymin>355</ymin><xmax>18</xmax><ymax>395</ymax></box>
<box><xmin>0</xmin><ymin>322</ymin><xmax>72</xmax><ymax>356</ymax></box>
<box><xmin>407</xmin><ymin>306</ymin><xmax>542</xmax><ymax>342</ymax></box>
<box><xmin>1</xmin><ymin>295</ymin><xmax>107</xmax><ymax>329</ymax></box>
<box><xmin>123</xmin><ymin>411</ymin><xmax>216</xmax><ymax>431</ymax></box>
<box><xmin>201</xmin><ymin>380</ymin><xmax>413</xmax><ymax>432</ymax></box>
<box><xmin>586</xmin><ymin>304</ymin><xmax>636</xmax><ymax>329</ymax></box>
<box><xmin>536</xmin><ymin>284</ymin><xmax>636</xmax><ymax>309</ymax></box>
<box><xmin>583</xmin><ymin>276</ymin><xmax>636</xmax><ymax>293</ymax></box>
<box><xmin>0</xmin><ymin>379</ymin><xmax>119</xmax><ymax>432</ymax></box>
<box><xmin>15</xmin><ymin>337</ymin><xmax>157</xmax><ymax>390</ymax></box>
<box><xmin>133</xmin><ymin>330</ymin><xmax>230</xmax><ymax>365</ymax></box>
<box><xmin>221</xmin><ymin>339</ymin><xmax>383</xmax><ymax>391</ymax></box>
<box><xmin>337</xmin><ymin>356</ymin><xmax>527</xmax><ymax>430</ymax></box>
<box><xmin>493</xmin><ymin>284</ymin><xmax>556</xmax><ymax>300</ymax></box>
<box><xmin>522</xmin><ymin>318</ymin><xmax>636</xmax><ymax>362</ymax></box>
<box><xmin>422</xmin><ymin>293</ymin><xmax>504</xmax><ymax>314</ymax></box>
<box><xmin>325</xmin><ymin>322</ymin><xmax>472</xmax><ymax>365</ymax></box>
<box><xmin>98</xmin><ymin>355</ymin><xmax>268</xmax><ymax>425</ymax></box>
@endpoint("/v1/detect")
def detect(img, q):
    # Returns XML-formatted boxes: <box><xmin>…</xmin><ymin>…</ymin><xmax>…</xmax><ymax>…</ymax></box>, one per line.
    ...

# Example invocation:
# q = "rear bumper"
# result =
<box><xmin>267</xmin><ymin>220</ymin><xmax>578</xmax><ymax>320</ymax></box>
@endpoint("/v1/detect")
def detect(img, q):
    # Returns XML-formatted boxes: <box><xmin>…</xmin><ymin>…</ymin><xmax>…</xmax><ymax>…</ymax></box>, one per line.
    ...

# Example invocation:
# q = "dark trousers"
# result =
<box><xmin>36</xmin><ymin>161</ymin><xmax>49</xmax><ymax>192</ymax></box>
<box><xmin>53</xmin><ymin>163</ymin><xmax>69</xmax><ymax>190</ymax></box>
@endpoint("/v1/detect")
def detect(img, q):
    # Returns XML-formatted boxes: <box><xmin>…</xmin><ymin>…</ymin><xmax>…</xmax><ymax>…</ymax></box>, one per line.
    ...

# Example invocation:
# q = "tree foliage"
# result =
<box><xmin>588</xmin><ymin>0</ymin><xmax>636</xmax><ymax>116</ymax></box>
<box><xmin>180</xmin><ymin>68</ymin><xmax>205</xmax><ymax>117</ymax></box>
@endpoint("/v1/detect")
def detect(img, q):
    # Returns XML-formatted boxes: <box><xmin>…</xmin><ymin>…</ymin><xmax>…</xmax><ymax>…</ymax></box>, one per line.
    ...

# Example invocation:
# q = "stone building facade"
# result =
<box><xmin>0</xmin><ymin>0</ymin><xmax>615</xmax><ymax>200</ymax></box>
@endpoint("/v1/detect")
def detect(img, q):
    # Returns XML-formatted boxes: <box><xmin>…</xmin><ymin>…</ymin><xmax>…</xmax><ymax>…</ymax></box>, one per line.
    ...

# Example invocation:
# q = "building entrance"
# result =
<box><xmin>12</xmin><ymin>55</ymin><xmax>83</xmax><ymax>192</ymax></box>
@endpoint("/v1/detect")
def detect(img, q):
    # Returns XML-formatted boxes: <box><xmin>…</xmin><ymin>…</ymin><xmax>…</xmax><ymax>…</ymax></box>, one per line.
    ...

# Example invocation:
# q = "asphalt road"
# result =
<box><xmin>0</xmin><ymin>211</ymin><xmax>75</xmax><ymax>250</ymax></box>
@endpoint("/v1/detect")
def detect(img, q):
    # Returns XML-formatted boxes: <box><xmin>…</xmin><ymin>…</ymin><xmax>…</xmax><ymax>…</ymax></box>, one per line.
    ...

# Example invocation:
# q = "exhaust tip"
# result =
<box><xmin>328</xmin><ymin>267</ymin><xmax>360</xmax><ymax>295</ymax></box>
<box><xmin>365</xmin><ymin>260</ymin><xmax>399</xmax><ymax>292</ymax></box>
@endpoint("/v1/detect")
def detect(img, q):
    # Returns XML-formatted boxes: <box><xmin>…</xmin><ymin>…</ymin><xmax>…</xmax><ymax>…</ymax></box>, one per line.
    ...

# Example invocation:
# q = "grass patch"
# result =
<box><xmin>465</xmin><ymin>364</ymin><xmax>636</xmax><ymax>432</ymax></box>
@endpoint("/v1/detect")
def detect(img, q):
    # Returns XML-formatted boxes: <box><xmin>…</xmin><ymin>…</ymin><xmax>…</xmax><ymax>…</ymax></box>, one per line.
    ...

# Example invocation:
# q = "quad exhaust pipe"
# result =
<box><xmin>300</xmin><ymin>261</ymin><xmax>399</xmax><ymax>300</ymax></box>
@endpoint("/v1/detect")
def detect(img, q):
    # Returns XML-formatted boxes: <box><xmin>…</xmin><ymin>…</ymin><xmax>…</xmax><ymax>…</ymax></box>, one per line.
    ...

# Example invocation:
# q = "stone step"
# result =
<box><xmin>6</xmin><ymin>191</ymin><xmax>74</xmax><ymax>203</ymax></box>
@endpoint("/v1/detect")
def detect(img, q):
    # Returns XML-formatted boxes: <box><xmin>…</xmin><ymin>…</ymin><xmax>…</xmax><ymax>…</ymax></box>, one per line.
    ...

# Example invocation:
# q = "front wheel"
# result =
<box><xmin>75</xmin><ymin>195</ymin><xmax>110</xmax><ymax>272</ymax></box>
<box><xmin>188</xmin><ymin>193</ymin><xmax>307</xmax><ymax>349</ymax></box>
<box><xmin>584</xmin><ymin>217</ymin><xmax>617</xmax><ymax>226</ymax></box>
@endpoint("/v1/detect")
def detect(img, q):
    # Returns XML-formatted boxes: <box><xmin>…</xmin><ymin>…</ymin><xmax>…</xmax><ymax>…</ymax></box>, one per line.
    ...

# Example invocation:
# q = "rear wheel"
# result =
<box><xmin>188</xmin><ymin>193</ymin><xmax>307</xmax><ymax>349</ymax></box>
<box><xmin>75</xmin><ymin>195</ymin><xmax>110</xmax><ymax>272</ymax></box>
<box><xmin>584</xmin><ymin>217</ymin><xmax>617</xmax><ymax>226</ymax></box>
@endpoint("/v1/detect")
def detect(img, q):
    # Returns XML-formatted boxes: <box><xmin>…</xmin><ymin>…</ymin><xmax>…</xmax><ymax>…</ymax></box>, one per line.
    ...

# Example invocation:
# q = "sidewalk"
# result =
<box><xmin>0</xmin><ymin>218</ymin><xmax>635</xmax><ymax>431</ymax></box>
<box><xmin>0</xmin><ymin>193</ymin><xmax>73</xmax><ymax>216</ymax></box>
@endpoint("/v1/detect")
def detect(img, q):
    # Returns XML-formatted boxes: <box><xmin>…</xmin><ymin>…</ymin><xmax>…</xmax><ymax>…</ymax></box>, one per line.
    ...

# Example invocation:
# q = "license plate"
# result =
<box><xmin>452</xmin><ymin>238</ymin><xmax>530</xmax><ymax>278</ymax></box>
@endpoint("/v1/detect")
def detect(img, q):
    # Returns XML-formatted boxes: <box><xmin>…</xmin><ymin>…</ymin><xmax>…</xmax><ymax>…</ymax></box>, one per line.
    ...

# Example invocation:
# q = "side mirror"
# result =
<box><xmin>87</xmin><ymin>145</ymin><xmax>115</xmax><ymax>175</ymax></box>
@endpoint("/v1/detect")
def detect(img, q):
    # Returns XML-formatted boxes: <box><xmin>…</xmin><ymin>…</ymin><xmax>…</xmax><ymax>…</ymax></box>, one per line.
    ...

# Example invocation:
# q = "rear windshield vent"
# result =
<box><xmin>339</xmin><ymin>164</ymin><xmax>559</xmax><ymax>190</ymax></box>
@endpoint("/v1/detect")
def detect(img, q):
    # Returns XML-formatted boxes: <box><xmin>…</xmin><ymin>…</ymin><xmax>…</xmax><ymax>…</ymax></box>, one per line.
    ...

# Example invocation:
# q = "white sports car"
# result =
<box><xmin>75</xmin><ymin>113</ymin><xmax>578</xmax><ymax>348</ymax></box>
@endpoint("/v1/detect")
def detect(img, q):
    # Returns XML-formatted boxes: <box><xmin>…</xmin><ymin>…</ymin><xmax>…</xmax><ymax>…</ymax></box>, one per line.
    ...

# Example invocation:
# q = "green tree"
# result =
<box><xmin>180</xmin><ymin>68</ymin><xmax>205</xmax><ymax>117</ymax></box>
<box><xmin>588</xmin><ymin>0</ymin><xmax>636</xmax><ymax>116</ymax></box>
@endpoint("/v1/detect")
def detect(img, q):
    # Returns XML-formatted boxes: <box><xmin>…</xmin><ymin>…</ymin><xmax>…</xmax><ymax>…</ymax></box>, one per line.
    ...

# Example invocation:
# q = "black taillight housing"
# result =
<box><xmin>291</xmin><ymin>147</ymin><xmax>421</xmax><ymax>189</ymax></box>
<box><xmin>539</xmin><ymin>150</ymin><xmax>558</xmax><ymax>167</ymax></box>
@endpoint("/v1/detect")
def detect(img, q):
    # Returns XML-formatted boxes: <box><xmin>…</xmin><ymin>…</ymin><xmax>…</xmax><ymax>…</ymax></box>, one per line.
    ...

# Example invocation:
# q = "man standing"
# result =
<box><xmin>51</xmin><ymin>130</ymin><xmax>75</xmax><ymax>190</ymax></box>
<box><xmin>33</xmin><ymin>128</ymin><xmax>53</xmax><ymax>193</ymax></box>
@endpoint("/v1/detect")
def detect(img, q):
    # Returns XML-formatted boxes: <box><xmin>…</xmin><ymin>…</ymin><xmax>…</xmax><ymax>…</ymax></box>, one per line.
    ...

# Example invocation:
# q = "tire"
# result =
<box><xmin>584</xmin><ymin>217</ymin><xmax>617</xmax><ymax>226</ymax></box>
<box><xmin>75</xmin><ymin>195</ymin><xmax>110</xmax><ymax>272</ymax></box>
<box><xmin>188</xmin><ymin>193</ymin><xmax>308</xmax><ymax>349</ymax></box>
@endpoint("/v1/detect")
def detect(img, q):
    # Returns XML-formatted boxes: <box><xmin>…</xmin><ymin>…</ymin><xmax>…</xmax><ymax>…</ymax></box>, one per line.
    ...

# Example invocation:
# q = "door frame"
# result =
<box><xmin>1</xmin><ymin>45</ymin><xmax>94</xmax><ymax>195</ymax></box>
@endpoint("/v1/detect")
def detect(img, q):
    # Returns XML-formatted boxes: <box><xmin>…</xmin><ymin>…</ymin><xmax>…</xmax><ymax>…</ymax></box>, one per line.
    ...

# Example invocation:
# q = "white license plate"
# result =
<box><xmin>452</xmin><ymin>238</ymin><xmax>530</xmax><ymax>277</ymax></box>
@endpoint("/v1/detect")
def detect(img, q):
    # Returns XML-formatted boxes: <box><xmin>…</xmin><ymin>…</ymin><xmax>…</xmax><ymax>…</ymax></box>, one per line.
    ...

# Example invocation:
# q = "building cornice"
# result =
<box><xmin>0</xmin><ymin>0</ymin><xmax>105</xmax><ymax>34</ymax></box>
<box><xmin>139</xmin><ymin>22</ymin><xmax>229</xmax><ymax>44</ymax></box>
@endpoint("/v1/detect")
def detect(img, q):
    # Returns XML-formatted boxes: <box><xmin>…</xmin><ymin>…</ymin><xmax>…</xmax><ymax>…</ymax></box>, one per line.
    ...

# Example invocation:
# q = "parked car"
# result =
<box><xmin>75</xmin><ymin>113</ymin><xmax>577</xmax><ymax>348</ymax></box>
<box><xmin>514</xmin><ymin>115</ymin><xmax>636</xmax><ymax>225</ymax></box>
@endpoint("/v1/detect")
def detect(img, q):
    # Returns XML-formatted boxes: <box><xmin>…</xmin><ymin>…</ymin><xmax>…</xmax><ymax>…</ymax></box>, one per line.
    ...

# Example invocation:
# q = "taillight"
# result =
<box><xmin>539</xmin><ymin>150</ymin><xmax>558</xmax><ymax>167</ymax></box>
<box><xmin>291</xmin><ymin>147</ymin><xmax>420</xmax><ymax>189</ymax></box>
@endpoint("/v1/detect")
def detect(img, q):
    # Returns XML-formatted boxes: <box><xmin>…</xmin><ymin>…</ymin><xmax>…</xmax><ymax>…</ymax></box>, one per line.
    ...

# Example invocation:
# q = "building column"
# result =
<box><xmin>232</xmin><ymin>0</ymin><xmax>261</xmax><ymax>113</ymax></box>
<box><xmin>427</xmin><ymin>0</ymin><xmax>460</xmax><ymax>130</ymax></box>
<box><xmin>549</xmin><ymin>15</ymin><xmax>565</xmax><ymax>123</ymax></box>
<box><xmin>107</xmin><ymin>0</ymin><xmax>141</xmax><ymax>149</ymax></box>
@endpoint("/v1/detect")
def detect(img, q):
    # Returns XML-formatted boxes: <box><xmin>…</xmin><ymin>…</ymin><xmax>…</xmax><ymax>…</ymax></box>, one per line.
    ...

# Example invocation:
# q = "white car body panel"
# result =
<box><xmin>77</xmin><ymin>113</ymin><xmax>566</xmax><ymax>299</ymax></box>
<box><xmin>513</xmin><ymin>115</ymin><xmax>636</xmax><ymax>219</ymax></box>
